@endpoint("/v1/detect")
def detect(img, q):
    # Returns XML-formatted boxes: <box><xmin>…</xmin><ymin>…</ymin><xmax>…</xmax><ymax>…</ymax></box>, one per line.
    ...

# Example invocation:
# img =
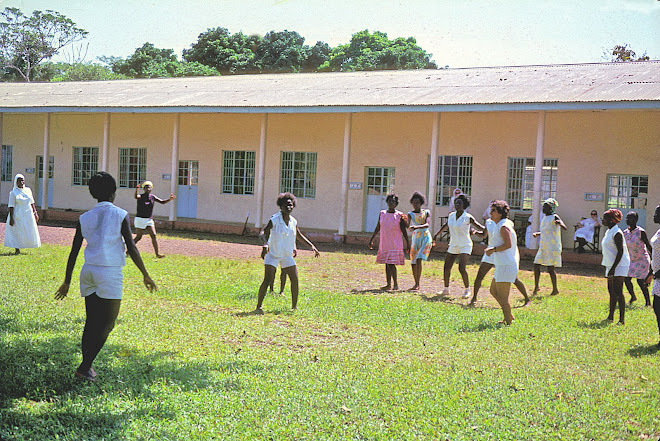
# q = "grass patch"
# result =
<box><xmin>0</xmin><ymin>242</ymin><xmax>659</xmax><ymax>440</ymax></box>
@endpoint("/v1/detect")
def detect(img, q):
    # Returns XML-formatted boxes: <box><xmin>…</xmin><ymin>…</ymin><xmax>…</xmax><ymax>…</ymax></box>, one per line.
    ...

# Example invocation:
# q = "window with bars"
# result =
<box><xmin>606</xmin><ymin>175</ymin><xmax>648</xmax><ymax>210</ymax></box>
<box><xmin>222</xmin><ymin>151</ymin><xmax>255</xmax><ymax>194</ymax></box>
<box><xmin>280</xmin><ymin>151</ymin><xmax>317</xmax><ymax>199</ymax></box>
<box><xmin>72</xmin><ymin>147</ymin><xmax>98</xmax><ymax>186</ymax></box>
<box><xmin>435</xmin><ymin>155</ymin><xmax>473</xmax><ymax>205</ymax></box>
<box><xmin>178</xmin><ymin>160</ymin><xmax>199</xmax><ymax>186</ymax></box>
<box><xmin>506</xmin><ymin>157</ymin><xmax>558</xmax><ymax>210</ymax></box>
<box><xmin>118</xmin><ymin>148</ymin><xmax>146</xmax><ymax>188</ymax></box>
<box><xmin>1</xmin><ymin>145</ymin><xmax>12</xmax><ymax>182</ymax></box>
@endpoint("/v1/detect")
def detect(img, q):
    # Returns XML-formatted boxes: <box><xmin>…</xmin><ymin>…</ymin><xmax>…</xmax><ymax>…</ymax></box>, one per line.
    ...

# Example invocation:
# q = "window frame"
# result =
<box><xmin>279</xmin><ymin>151</ymin><xmax>317</xmax><ymax>199</ymax></box>
<box><xmin>506</xmin><ymin>157</ymin><xmax>558</xmax><ymax>210</ymax></box>
<box><xmin>606</xmin><ymin>174</ymin><xmax>648</xmax><ymax>210</ymax></box>
<box><xmin>435</xmin><ymin>155</ymin><xmax>473</xmax><ymax>206</ymax></box>
<box><xmin>221</xmin><ymin>150</ymin><xmax>255</xmax><ymax>195</ymax></box>
<box><xmin>1</xmin><ymin>144</ymin><xmax>12</xmax><ymax>182</ymax></box>
<box><xmin>72</xmin><ymin>147</ymin><xmax>99</xmax><ymax>186</ymax></box>
<box><xmin>118</xmin><ymin>147</ymin><xmax>147</xmax><ymax>189</ymax></box>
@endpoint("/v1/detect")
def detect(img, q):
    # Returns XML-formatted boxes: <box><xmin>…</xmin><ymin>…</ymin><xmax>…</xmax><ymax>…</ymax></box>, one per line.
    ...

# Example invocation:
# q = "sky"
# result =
<box><xmin>0</xmin><ymin>0</ymin><xmax>658</xmax><ymax>68</ymax></box>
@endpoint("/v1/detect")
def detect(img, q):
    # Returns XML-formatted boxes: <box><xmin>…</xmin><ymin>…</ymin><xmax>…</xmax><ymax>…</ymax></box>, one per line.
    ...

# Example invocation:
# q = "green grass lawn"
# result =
<box><xmin>0</xmin><ymin>243</ymin><xmax>659</xmax><ymax>440</ymax></box>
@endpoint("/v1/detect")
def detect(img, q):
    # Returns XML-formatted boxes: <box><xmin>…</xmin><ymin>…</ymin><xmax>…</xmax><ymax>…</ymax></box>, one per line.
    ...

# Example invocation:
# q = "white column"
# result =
<box><xmin>101</xmin><ymin>113</ymin><xmax>110</xmax><ymax>172</ymax></box>
<box><xmin>338</xmin><ymin>113</ymin><xmax>352</xmax><ymax>236</ymax></box>
<box><xmin>427</xmin><ymin>113</ymin><xmax>441</xmax><ymax>232</ymax></box>
<box><xmin>41</xmin><ymin>113</ymin><xmax>50</xmax><ymax>210</ymax></box>
<box><xmin>530</xmin><ymin>110</ymin><xmax>546</xmax><ymax>250</ymax></box>
<box><xmin>169</xmin><ymin>113</ymin><xmax>180</xmax><ymax>222</ymax></box>
<box><xmin>255</xmin><ymin>114</ymin><xmax>268</xmax><ymax>228</ymax></box>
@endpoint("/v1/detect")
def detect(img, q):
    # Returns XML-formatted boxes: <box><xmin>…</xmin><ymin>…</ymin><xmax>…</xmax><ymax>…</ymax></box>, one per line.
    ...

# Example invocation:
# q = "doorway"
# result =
<box><xmin>36</xmin><ymin>155</ymin><xmax>53</xmax><ymax>207</ymax></box>
<box><xmin>363</xmin><ymin>166</ymin><xmax>395</xmax><ymax>232</ymax></box>
<box><xmin>177</xmin><ymin>160</ymin><xmax>198</xmax><ymax>218</ymax></box>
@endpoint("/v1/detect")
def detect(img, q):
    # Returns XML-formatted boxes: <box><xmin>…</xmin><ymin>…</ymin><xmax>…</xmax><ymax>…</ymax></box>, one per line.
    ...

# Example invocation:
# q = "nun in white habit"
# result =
<box><xmin>5</xmin><ymin>174</ymin><xmax>41</xmax><ymax>254</ymax></box>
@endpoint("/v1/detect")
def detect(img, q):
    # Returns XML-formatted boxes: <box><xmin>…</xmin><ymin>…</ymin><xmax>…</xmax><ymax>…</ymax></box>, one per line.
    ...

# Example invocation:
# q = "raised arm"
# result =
<box><xmin>155</xmin><ymin>193</ymin><xmax>176</xmax><ymax>204</ymax></box>
<box><xmin>554</xmin><ymin>214</ymin><xmax>567</xmax><ymax>230</ymax></box>
<box><xmin>122</xmin><ymin>214</ymin><xmax>156</xmax><ymax>292</ymax></box>
<box><xmin>296</xmin><ymin>226</ymin><xmax>320</xmax><ymax>257</ymax></box>
<box><xmin>54</xmin><ymin>221</ymin><xmax>85</xmax><ymax>300</ymax></box>
<box><xmin>134</xmin><ymin>184</ymin><xmax>141</xmax><ymax>200</ymax></box>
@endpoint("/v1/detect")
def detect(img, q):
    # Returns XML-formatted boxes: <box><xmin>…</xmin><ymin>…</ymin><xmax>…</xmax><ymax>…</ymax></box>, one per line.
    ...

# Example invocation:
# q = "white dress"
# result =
<box><xmin>650</xmin><ymin>228</ymin><xmax>660</xmax><ymax>297</ymax></box>
<box><xmin>601</xmin><ymin>225</ymin><xmax>630</xmax><ymax>277</ymax></box>
<box><xmin>4</xmin><ymin>186</ymin><xmax>41</xmax><ymax>249</ymax></box>
<box><xmin>574</xmin><ymin>217</ymin><xmax>598</xmax><ymax>242</ymax></box>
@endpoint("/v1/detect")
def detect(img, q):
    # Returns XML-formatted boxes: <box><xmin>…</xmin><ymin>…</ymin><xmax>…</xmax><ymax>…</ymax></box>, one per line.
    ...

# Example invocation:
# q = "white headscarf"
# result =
<box><xmin>10</xmin><ymin>173</ymin><xmax>34</xmax><ymax>203</ymax></box>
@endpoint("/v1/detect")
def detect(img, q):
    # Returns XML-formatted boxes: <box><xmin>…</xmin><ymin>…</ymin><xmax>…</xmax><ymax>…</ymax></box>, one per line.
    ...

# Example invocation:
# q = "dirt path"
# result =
<box><xmin>0</xmin><ymin>223</ymin><xmax>604</xmax><ymax>302</ymax></box>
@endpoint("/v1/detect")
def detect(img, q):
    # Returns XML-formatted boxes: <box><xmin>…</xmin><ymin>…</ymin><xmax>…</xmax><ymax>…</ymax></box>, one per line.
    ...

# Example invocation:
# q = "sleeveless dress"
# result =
<box><xmin>491</xmin><ymin>218</ymin><xmax>519</xmax><ymax>283</ymax></box>
<box><xmin>447</xmin><ymin>211</ymin><xmax>473</xmax><ymax>254</ymax></box>
<box><xmin>376</xmin><ymin>210</ymin><xmax>405</xmax><ymax>265</ymax></box>
<box><xmin>534</xmin><ymin>215</ymin><xmax>562</xmax><ymax>267</ymax></box>
<box><xmin>601</xmin><ymin>225</ymin><xmax>630</xmax><ymax>277</ymax></box>
<box><xmin>623</xmin><ymin>227</ymin><xmax>650</xmax><ymax>279</ymax></box>
<box><xmin>408</xmin><ymin>210</ymin><xmax>432</xmax><ymax>262</ymax></box>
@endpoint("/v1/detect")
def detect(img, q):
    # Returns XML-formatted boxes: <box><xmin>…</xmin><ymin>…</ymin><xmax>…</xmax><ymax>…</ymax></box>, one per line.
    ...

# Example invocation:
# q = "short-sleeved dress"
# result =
<box><xmin>376</xmin><ymin>210</ymin><xmax>405</xmax><ymax>265</ymax></box>
<box><xmin>534</xmin><ymin>214</ymin><xmax>562</xmax><ymax>267</ymax></box>
<box><xmin>408</xmin><ymin>210</ymin><xmax>432</xmax><ymax>262</ymax></box>
<box><xmin>623</xmin><ymin>226</ymin><xmax>651</xmax><ymax>279</ymax></box>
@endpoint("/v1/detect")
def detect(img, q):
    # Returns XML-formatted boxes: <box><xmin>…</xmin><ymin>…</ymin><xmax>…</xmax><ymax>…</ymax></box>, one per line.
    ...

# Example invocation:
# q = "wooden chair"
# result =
<box><xmin>512</xmin><ymin>212</ymin><xmax>530</xmax><ymax>247</ymax></box>
<box><xmin>574</xmin><ymin>225</ymin><xmax>601</xmax><ymax>253</ymax></box>
<box><xmin>436</xmin><ymin>216</ymin><xmax>450</xmax><ymax>242</ymax></box>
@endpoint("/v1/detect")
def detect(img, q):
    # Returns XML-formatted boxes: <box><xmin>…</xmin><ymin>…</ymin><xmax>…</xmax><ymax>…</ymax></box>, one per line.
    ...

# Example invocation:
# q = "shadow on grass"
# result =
<box><xmin>627</xmin><ymin>343</ymin><xmax>659</xmax><ymax>358</ymax></box>
<box><xmin>234</xmin><ymin>308</ymin><xmax>295</xmax><ymax>317</ymax></box>
<box><xmin>0</xmin><ymin>330</ymin><xmax>270</xmax><ymax>439</ymax></box>
<box><xmin>576</xmin><ymin>319</ymin><xmax>614</xmax><ymax>329</ymax></box>
<box><xmin>460</xmin><ymin>321</ymin><xmax>504</xmax><ymax>333</ymax></box>
<box><xmin>349</xmin><ymin>288</ymin><xmax>394</xmax><ymax>295</ymax></box>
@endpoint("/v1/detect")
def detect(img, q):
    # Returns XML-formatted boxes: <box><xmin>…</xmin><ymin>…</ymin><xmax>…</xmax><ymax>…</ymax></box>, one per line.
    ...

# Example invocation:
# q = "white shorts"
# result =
<box><xmin>264</xmin><ymin>253</ymin><xmax>296</xmax><ymax>269</ymax></box>
<box><xmin>448</xmin><ymin>245</ymin><xmax>472</xmax><ymax>255</ymax></box>
<box><xmin>134</xmin><ymin>217</ymin><xmax>155</xmax><ymax>230</ymax></box>
<box><xmin>605</xmin><ymin>265</ymin><xmax>629</xmax><ymax>278</ymax></box>
<box><xmin>493</xmin><ymin>264</ymin><xmax>518</xmax><ymax>283</ymax></box>
<box><xmin>80</xmin><ymin>264</ymin><xmax>123</xmax><ymax>300</ymax></box>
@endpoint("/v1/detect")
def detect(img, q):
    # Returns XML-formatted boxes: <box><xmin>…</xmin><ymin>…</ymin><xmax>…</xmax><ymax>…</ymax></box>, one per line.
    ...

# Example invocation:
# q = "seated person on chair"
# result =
<box><xmin>574</xmin><ymin>210</ymin><xmax>600</xmax><ymax>253</ymax></box>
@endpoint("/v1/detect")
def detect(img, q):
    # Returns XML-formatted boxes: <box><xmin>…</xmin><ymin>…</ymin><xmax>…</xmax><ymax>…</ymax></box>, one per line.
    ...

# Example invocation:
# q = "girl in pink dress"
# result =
<box><xmin>369</xmin><ymin>194</ymin><xmax>410</xmax><ymax>291</ymax></box>
<box><xmin>623</xmin><ymin>211</ymin><xmax>652</xmax><ymax>306</ymax></box>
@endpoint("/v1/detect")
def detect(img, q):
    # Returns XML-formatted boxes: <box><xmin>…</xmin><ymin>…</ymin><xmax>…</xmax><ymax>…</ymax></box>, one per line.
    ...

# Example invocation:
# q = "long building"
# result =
<box><xmin>1</xmin><ymin>61</ymin><xmax>659</xmax><ymax>247</ymax></box>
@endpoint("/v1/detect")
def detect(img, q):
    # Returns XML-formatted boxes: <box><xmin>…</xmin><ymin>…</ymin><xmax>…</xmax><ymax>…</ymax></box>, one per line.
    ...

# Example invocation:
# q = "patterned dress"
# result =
<box><xmin>408</xmin><ymin>210</ymin><xmax>432</xmax><ymax>262</ymax></box>
<box><xmin>376</xmin><ymin>210</ymin><xmax>405</xmax><ymax>265</ymax></box>
<box><xmin>623</xmin><ymin>226</ymin><xmax>651</xmax><ymax>279</ymax></box>
<box><xmin>534</xmin><ymin>214</ymin><xmax>563</xmax><ymax>267</ymax></box>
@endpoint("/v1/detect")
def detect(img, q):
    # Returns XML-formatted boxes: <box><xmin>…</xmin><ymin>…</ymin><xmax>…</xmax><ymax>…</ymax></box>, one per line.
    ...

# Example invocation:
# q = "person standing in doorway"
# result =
<box><xmin>133</xmin><ymin>181</ymin><xmax>175</xmax><ymax>258</ymax></box>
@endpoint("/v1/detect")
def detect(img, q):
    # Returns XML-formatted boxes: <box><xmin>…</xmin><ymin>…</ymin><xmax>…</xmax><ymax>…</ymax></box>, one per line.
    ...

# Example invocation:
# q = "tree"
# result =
<box><xmin>303</xmin><ymin>41</ymin><xmax>331</xmax><ymax>72</ymax></box>
<box><xmin>106</xmin><ymin>43</ymin><xmax>219</xmax><ymax>79</ymax></box>
<box><xmin>255</xmin><ymin>30</ymin><xmax>309</xmax><ymax>73</ymax></box>
<box><xmin>609</xmin><ymin>44</ymin><xmax>650</xmax><ymax>62</ymax></box>
<box><xmin>183</xmin><ymin>27</ymin><xmax>261</xmax><ymax>74</ymax></box>
<box><xmin>0</xmin><ymin>7</ymin><xmax>88</xmax><ymax>82</ymax></box>
<box><xmin>319</xmin><ymin>30</ymin><xmax>436</xmax><ymax>72</ymax></box>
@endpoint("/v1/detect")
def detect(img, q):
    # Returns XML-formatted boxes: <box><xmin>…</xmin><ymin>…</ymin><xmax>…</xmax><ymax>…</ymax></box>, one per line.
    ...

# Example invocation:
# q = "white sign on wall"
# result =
<box><xmin>349</xmin><ymin>182</ymin><xmax>362</xmax><ymax>190</ymax></box>
<box><xmin>584</xmin><ymin>192</ymin><xmax>603</xmax><ymax>201</ymax></box>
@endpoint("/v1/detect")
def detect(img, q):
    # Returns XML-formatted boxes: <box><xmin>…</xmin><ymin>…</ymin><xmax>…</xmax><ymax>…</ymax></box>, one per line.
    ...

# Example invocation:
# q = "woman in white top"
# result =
<box><xmin>255</xmin><ymin>192</ymin><xmax>320</xmax><ymax>314</ymax></box>
<box><xmin>574</xmin><ymin>210</ymin><xmax>600</xmax><ymax>253</ymax></box>
<box><xmin>601</xmin><ymin>209</ymin><xmax>630</xmax><ymax>325</ymax></box>
<box><xmin>485</xmin><ymin>200</ymin><xmax>520</xmax><ymax>325</ymax></box>
<box><xmin>648</xmin><ymin>205</ymin><xmax>660</xmax><ymax>348</ymax></box>
<box><xmin>4</xmin><ymin>174</ymin><xmax>41</xmax><ymax>254</ymax></box>
<box><xmin>433</xmin><ymin>194</ymin><xmax>484</xmax><ymax>297</ymax></box>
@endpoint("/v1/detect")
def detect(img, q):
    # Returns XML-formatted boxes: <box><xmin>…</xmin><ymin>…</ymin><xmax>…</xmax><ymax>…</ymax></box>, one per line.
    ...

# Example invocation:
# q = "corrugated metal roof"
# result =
<box><xmin>0</xmin><ymin>61</ymin><xmax>658</xmax><ymax>113</ymax></box>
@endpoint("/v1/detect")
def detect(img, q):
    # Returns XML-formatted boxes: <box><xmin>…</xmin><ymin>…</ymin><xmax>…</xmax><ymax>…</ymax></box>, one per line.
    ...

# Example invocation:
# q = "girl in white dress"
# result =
<box><xmin>433</xmin><ymin>194</ymin><xmax>484</xmax><ymax>297</ymax></box>
<box><xmin>601</xmin><ymin>209</ymin><xmax>630</xmax><ymax>325</ymax></box>
<box><xmin>485</xmin><ymin>200</ymin><xmax>520</xmax><ymax>325</ymax></box>
<box><xmin>4</xmin><ymin>174</ymin><xmax>41</xmax><ymax>254</ymax></box>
